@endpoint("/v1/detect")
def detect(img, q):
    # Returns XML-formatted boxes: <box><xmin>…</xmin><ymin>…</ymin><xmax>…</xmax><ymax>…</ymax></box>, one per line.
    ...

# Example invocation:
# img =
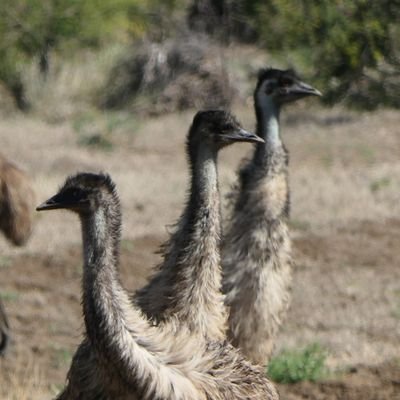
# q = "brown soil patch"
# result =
<box><xmin>278</xmin><ymin>362</ymin><xmax>400</xmax><ymax>400</ymax></box>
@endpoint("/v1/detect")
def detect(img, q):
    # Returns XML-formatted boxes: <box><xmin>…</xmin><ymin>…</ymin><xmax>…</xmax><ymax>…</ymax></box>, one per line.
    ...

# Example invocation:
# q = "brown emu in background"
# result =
<box><xmin>0</xmin><ymin>153</ymin><xmax>35</xmax><ymax>246</ymax></box>
<box><xmin>38</xmin><ymin>170</ymin><xmax>278</xmax><ymax>400</ymax></box>
<box><xmin>135</xmin><ymin>110</ymin><xmax>262</xmax><ymax>342</ymax></box>
<box><xmin>222</xmin><ymin>69</ymin><xmax>321</xmax><ymax>365</ymax></box>
<box><xmin>0</xmin><ymin>153</ymin><xmax>35</xmax><ymax>356</ymax></box>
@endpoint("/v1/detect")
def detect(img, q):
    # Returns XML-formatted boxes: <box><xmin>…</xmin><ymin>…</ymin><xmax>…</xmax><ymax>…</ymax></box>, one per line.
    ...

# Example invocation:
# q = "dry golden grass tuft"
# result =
<box><xmin>0</xmin><ymin>353</ymin><xmax>46</xmax><ymax>400</ymax></box>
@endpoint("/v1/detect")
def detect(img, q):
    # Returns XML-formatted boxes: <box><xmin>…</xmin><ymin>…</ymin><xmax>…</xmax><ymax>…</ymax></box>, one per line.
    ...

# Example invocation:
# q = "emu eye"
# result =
<box><xmin>222</xmin><ymin>124</ymin><xmax>233</xmax><ymax>131</ymax></box>
<box><xmin>265</xmin><ymin>83</ymin><xmax>274</xmax><ymax>95</ymax></box>
<box><xmin>279</xmin><ymin>77</ymin><xmax>292</xmax><ymax>87</ymax></box>
<box><xmin>67</xmin><ymin>188</ymin><xmax>83</xmax><ymax>200</ymax></box>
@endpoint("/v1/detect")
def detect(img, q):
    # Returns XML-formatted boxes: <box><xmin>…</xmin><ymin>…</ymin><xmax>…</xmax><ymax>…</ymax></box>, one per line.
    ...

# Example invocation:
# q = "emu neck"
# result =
<box><xmin>79</xmin><ymin>207</ymin><xmax>201</xmax><ymax>397</ymax></box>
<box><xmin>254</xmin><ymin>96</ymin><xmax>282</xmax><ymax>164</ymax></box>
<box><xmin>188</xmin><ymin>144</ymin><xmax>219</xmax><ymax>220</ymax></box>
<box><xmin>171</xmin><ymin>141</ymin><xmax>225</xmax><ymax>338</ymax></box>
<box><xmin>80</xmin><ymin>207</ymin><xmax>122</xmax><ymax>349</ymax></box>
<box><xmin>81</xmin><ymin>209</ymin><xmax>119</xmax><ymax>279</ymax></box>
<box><xmin>136</xmin><ymin>139</ymin><xmax>226</xmax><ymax>340</ymax></box>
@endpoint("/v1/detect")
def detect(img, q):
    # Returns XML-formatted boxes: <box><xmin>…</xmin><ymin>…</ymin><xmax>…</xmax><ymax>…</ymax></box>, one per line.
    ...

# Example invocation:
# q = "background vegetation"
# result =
<box><xmin>267</xmin><ymin>343</ymin><xmax>329</xmax><ymax>384</ymax></box>
<box><xmin>0</xmin><ymin>0</ymin><xmax>399</xmax><ymax>113</ymax></box>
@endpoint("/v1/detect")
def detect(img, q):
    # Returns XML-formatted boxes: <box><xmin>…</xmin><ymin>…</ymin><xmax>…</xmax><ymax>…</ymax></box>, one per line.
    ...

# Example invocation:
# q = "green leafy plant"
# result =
<box><xmin>267</xmin><ymin>343</ymin><xmax>329</xmax><ymax>383</ymax></box>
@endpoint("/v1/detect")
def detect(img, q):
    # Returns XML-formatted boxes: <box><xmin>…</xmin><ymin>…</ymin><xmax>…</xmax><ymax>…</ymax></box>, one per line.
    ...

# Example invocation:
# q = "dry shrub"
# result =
<box><xmin>100</xmin><ymin>34</ymin><xmax>234</xmax><ymax>115</ymax></box>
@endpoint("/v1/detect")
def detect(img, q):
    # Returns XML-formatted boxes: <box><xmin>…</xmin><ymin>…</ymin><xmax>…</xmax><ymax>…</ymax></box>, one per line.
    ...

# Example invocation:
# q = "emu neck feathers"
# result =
<box><xmin>189</xmin><ymin>145</ymin><xmax>219</xmax><ymax>214</ymax></box>
<box><xmin>168</xmin><ymin>143</ymin><xmax>225</xmax><ymax>339</ymax></box>
<box><xmin>254</xmin><ymin>95</ymin><xmax>282</xmax><ymax>162</ymax></box>
<box><xmin>135</xmin><ymin>140</ymin><xmax>226</xmax><ymax>341</ymax></box>
<box><xmin>79</xmin><ymin>207</ymin><xmax>201</xmax><ymax>399</ymax></box>
<box><xmin>81</xmin><ymin>210</ymin><xmax>118</xmax><ymax>270</ymax></box>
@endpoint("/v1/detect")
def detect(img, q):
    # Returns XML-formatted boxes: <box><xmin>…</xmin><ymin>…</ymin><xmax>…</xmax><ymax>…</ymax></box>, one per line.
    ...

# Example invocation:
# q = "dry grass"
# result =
<box><xmin>22</xmin><ymin>45</ymin><xmax>125</xmax><ymax>123</ymax></box>
<box><xmin>0</xmin><ymin>353</ymin><xmax>46</xmax><ymax>400</ymax></box>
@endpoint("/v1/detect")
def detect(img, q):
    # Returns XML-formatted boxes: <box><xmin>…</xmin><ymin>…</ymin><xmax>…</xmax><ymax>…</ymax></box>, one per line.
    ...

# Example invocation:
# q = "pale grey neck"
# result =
<box><xmin>192</xmin><ymin>144</ymin><xmax>218</xmax><ymax>197</ymax></box>
<box><xmin>258</xmin><ymin>96</ymin><xmax>282</xmax><ymax>148</ymax></box>
<box><xmin>81</xmin><ymin>209</ymin><xmax>117</xmax><ymax>273</ymax></box>
<box><xmin>195</xmin><ymin>146</ymin><xmax>217</xmax><ymax>189</ymax></box>
<box><xmin>79</xmin><ymin>206</ymin><xmax>123</xmax><ymax>357</ymax></box>
<box><xmin>253</xmin><ymin>94</ymin><xmax>283</xmax><ymax>165</ymax></box>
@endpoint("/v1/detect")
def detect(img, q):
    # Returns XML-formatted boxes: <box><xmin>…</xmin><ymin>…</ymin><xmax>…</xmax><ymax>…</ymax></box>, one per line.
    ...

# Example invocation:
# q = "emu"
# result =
<box><xmin>0</xmin><ymin>153</ymin><xmax>35</xmax><ymax>355</ymax></box>
<box><xmin>0</xmin><ymin>153</ymin><xmax>35</xmax><ymax>246</ymax></box>
<box><xmin>222</xmin><ymin>68</ymin><xmax>321</xmax><ymax>365</ymax></box>
<box><xmin>135</xmin><ymin>110</ymin><xmax>262</xmax><ymax>341</ymax></box>
<box><xmin>37</xmin><ymin>171</ymin><xmax>279</xmax><ymax>400</ymax></box>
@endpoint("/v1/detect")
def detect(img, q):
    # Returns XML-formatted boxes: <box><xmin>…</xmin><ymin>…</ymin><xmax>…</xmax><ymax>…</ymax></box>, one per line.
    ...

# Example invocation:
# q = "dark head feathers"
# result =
<box><xmin>257</xmin><ymin>67</ymin><xmax>299</xmax><ymax>82</ymax></box>
<box><xmin>62</xmin><ymin>172</ymin><xmax>117</xmax><ymax>195</ymax></box>
<box><xmin>256</xmin><ymin>68</ymin><xmax>301</xmax><ymax>92</ymax></box>
<box><xmin>187</xmin><ymin>109</ymin><xmax>240</xmax><ymax>146</ymax></box>
<box><xmin>191</xmin><ymin>109</ymin><xmax>232</xmax><ymax>127</ymax></box>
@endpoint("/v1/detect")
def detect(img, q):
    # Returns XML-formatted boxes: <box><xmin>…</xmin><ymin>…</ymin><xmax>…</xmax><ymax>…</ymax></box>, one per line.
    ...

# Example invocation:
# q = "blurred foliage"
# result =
<box><xmin>370</xmin><ymin>177</ymin><xmax>391</xmax><ymax>193</ymax></box>
<box><xmin>0</xmin><ymin>0</ymin><xmax>183</xmax><ymax>110</ymax></box>
<box><xmin>0</xmin><ymin>256</ymin><xmax>12</xmax><ymax>269</ymax></box>
<box><xmin>0</xmin><ymin>0</ymin><xmax>399</xmax><ymax>111</ymax></box>
<box><xmin>73</xmin><ymin>110</ymin><xmax>137</xmax><ymax>151</ymax></box>
<box><xmin>0</xmin><ymin>290</ymin><xmax>20</xmax><ymax>302</ymax></box>
<box><xmin>267</xmin><ymin>343</ymin><xmax>329</xmax><ymax>383</ymax></box>
<box><xmin>188</xmin><ymin>0</ymin><xmax>400</xmax><ymax>108</ymax></box>
<box><xmin>238</xmin><ymin>0</ymin><xmax>400</xmax><ymax>109</ymax></box>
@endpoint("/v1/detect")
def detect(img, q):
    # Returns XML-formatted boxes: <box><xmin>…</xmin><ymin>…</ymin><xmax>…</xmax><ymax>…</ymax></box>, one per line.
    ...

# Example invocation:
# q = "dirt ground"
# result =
<box><xmin>0</xmin><ymin>105</ymin><xmax>399</xmax><ymax>399</ymax></box>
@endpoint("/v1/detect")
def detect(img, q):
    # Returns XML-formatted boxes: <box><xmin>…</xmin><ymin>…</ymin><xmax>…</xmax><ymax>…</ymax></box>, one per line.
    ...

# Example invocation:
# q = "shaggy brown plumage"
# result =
<box><xmin>38</xmin><ymin>169</ymin><xmax>279</xmax><ymax>400</ymax></box>
<box><xmin>222</xmin><ymin>69</ymin><xmax>321</xmax><ymax>365</ymax></box>
<box><xmin>135</xmin><ymin>110</ymin><xmax>262</xmax><ymax>341</ymax></box>
<box><xmin>0</xmin><ymin>153</ymin><xmax>35</xmax><ymax>246</ymax></box>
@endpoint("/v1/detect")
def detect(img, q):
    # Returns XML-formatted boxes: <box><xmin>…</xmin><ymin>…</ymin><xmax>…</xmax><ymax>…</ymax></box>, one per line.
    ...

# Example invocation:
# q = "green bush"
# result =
<box><xmin>208</xmin><ymin>0</ymin><xmax>400</xmax><ymax>109</ymax></box>
<box><xmin>248</xmin><ymin>0</ymin><xmax>400</xmax><ymax>109</ymax></box>
<box><xmin>267</xmin><ymin>343</ymin><xmax>329</xmax><ymax>383</ymax></box>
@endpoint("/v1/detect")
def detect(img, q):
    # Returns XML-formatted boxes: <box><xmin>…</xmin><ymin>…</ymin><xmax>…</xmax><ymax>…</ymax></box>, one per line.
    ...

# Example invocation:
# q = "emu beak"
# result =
<box><xmin>225</xmin><ymin>129</ymin><xmax>265</xmax><ymax>144</ymax></box>
<box><xmin>291</xmin><ymin>81</ymin><xmax>322</xmax><ymax>98</ymax></box>
<box><xmin>37</xmin><ymin>192</ymin><xmax>89</xmax><ymax>212</ymax></box>
<box><xmin>36</xmin><ymin>194</ymin><xmax>66</xmax><ymax>211</ymax></box>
